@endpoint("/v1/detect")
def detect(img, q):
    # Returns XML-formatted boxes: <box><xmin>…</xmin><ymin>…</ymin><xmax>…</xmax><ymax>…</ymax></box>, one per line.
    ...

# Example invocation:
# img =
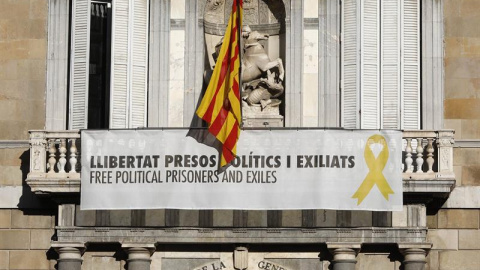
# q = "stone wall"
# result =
<box><xmin>444</xmin><ymin>0</ymin><xmax>480</xmax><ymax>187</ymax></box>
<box><xmin>0</xmin><ymin>0</ymin><xmax>47</xmax><ymax>139</ymax></box>
<box><xmin>0</xmin><ymin>0</ymin><xmax>53</xmax><ymax>269</ymax></box>
<box><xmin>431</xmin><ymin>0</ymin><xmax>480</xmax><ymax>269</ymax></box>
<box><xmin>426</xmin><ymin>209</ymin><xmax>480</xmax><ymax>269</ymax></box>
<box><xmin>0</xmin><ymin>209</ymin><xmax>56</xmax><ymax>269</ymax></box>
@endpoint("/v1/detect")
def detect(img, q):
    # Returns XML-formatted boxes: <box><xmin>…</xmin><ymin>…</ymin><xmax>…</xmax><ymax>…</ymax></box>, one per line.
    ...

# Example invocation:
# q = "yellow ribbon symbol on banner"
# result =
<box><xmin>352</xmin><ymin>134</ymin><xmax>394</xmax><ymax>205</ymax></box>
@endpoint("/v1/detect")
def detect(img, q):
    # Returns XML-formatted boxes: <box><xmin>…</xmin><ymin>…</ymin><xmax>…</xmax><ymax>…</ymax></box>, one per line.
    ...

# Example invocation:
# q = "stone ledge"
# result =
<box><xmin>403</xmin><ymin>179</ymin><xmax>455</xmax><ymax>193</ymax></box>
<box><xmin>56</xmin><ymin>227</ymin><xmax>428</xmax><ymax>245</ymax></box>
<box><xmin>27</xmin><ymin>178</ymin><xmax>456</xmax><ymax>197</ymax></box>
<box><xmin>0</xmin><ymin>140</ymin><xmax>29</xmax><ymax>149</ymax></box>
<box><xmin>26</xmin><ymin>173</ymin><xmax>80</xmax><ymax>194</ymax></box>
<box><xmin>454</xmin><ymin>139</ymin><xmax>480</xmax><ymax>148</ymax></box>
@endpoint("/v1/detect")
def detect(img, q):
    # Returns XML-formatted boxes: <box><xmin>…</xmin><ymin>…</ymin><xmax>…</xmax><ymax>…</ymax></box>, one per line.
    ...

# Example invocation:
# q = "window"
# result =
<box><xmin>88</xmin><ymin>1</ymin><xmax>112</xmax><ymax>129</ymax></box>
<box><xmin>69</xmin><ymin>0</ymin><xmax>148</xmax><ymax>129</ymax></box>
<box><xmin>341</xmin><ymin>0</ymin><xmax>420</xmax><ymax>129</ymax></box>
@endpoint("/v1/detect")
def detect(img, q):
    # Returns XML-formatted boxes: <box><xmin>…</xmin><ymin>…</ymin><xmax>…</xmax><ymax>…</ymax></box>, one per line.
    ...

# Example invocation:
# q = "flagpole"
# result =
<box><xmin>237</xmin><ymin>0</ymin><xmax>243</xmax><ymax>129</ymax></box>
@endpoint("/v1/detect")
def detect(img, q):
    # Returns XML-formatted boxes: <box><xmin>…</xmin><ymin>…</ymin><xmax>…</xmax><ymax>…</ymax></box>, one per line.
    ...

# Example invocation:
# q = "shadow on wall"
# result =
<box><xmin>17</xmin><ymin>149</ymin><xmax>56</xmax><ymax>209</ymax></box>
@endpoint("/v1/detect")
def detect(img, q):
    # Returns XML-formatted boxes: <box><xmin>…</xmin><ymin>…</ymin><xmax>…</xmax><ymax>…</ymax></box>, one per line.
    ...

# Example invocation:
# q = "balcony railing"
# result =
<box><xmin>26</xmin><ymin>129</ymin><xmax>455</xmax><ymax>194</ymax></box>
<box><xmin>27</xmin><ymin>130</ymin><xmax>81</xmax><ymax>193</ymax></box>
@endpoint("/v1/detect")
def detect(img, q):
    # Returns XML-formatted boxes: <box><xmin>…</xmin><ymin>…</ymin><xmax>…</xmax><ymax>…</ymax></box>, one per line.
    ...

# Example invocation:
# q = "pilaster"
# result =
<box><xmin>46</xmin><ymin>0</ymin><xmax>70</xmax><ymax>130</ymax></box>
<box><xmin>421</xmin><ymin>0</ymin><xmax>444</xmax><ymax>130</ymax></box>
<box><xmin>285</xmin><ymin>0</ymin><xmax>303</xmax><ymax>126</ymax></box>
<box><xmin>148</xmin><ymin>0</ymin><xmax>171</xmax><ymax>127</ymax></box>
<box><xmin>437</xmin><ymin>130</ymin><xmax>455</xmax><ymax>179</ymax></box>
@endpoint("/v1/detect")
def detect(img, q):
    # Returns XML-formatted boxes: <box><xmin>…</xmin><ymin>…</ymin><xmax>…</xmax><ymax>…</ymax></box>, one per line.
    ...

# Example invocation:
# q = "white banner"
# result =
<box><xmin>80</xmin><ymin>129</ymin><xmax>403</xmax><ymax>211</ymax></box>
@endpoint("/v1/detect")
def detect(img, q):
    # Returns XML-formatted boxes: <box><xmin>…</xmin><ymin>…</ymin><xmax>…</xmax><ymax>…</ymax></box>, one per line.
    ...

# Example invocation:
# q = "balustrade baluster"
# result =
<box><xmin>405</xmin><ymin>138</ymin><xmax>413</xmax><ymax>173</ymax></box>
<box><xmin>57</xmin><ymin>139</ymin><xmax>67</xmax><ymax>173</ymax></box>
<box><xmin>48</xmin><ymin>139</ymin><xmax>57</xmax><ymax>174</ymax></box>
<box><xmin>416</xmin><ymin>138</ymin><xmax>424</xmax><ymax>173</ymax></box>
<box><xmin>69</xmin><ymin>139</ymin><xmax>78</xmax><ymax>174</ymax></box>
<box><xmin>426</xmin><ymin>138</ymin><xmax>434</xmax><ymax>173</ymax></box>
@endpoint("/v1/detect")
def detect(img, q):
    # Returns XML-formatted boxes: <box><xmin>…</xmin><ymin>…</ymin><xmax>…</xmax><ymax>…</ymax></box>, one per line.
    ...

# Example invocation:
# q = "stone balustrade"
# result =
<box><xmin>26</xmin><ymin>130</ymin><xmax>81</xmax><ymax>193</ymax></box>
<box><xmin>26</xmin><ymin>129</ymin><xmax>455</xmax><ymax>194</ymax></box>
<box><xmin>402</xmin><ymin>130</ymin><xmax>455</xmax><ymax>180</ymax></box>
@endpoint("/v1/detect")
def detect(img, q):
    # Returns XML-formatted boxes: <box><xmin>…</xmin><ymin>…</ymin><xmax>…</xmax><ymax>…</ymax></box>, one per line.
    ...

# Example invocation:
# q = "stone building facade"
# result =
<box><xmin>0</xmin><ymin>0</ymin><xmax>478</xmax><ymax>269</ymax></box>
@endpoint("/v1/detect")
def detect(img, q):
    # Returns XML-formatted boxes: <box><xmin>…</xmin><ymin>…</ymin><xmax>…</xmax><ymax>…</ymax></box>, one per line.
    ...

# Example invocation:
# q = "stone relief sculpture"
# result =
<box><xmin>204</xmin><ymin>0</ymin><xmax>286</xmax><ymax>126</ymax></box>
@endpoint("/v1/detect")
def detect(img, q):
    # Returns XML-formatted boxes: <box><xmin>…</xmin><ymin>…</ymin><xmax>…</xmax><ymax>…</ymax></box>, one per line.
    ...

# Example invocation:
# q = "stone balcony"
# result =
<box><xmin>26</xmin><ymin>129</ymin><xmax>456</xmax><ymax>204</ymax></box>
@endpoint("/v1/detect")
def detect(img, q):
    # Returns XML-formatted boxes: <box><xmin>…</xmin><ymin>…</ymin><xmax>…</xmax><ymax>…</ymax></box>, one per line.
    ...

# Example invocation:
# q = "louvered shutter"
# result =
<box><xmin>69</xmin><ymin>0</ymin><xmax>91</xmax><ymax>129</ymax></box>
<box><xmin>341</xmin><ymin>0</ymin><xmax>420</xmax><ymax>130</ymax></box>
<box><xmin>342</xmin><ymin>0</ymin><xmax>360</xmax><ymax>129</ymax></box>
<box><xmin>401</xmin><ymin>0</ymin><xmax>420</xmax><ymax>129</ymax></box>
<box><xmin>110</xmin><ymin>0</ymin><xmax>130</xmax><ymax>128</ymax></box>
<box><xmin>381</xmin><ymin>0</ymin><xmax>401</xmax><ymax>129</ymax></box>
<box><xmin>360</xmin><ymin>0</ymin><xmax>380</xmax><ymax>129</ymax></box>
<box><xmin>129</xmin><ymin>0</ymin><xmax>148</xmax><ymax>128</ymax></box>
<box><xmin>110</xmin><ymin>0</ymin><xmax>148</xmax><ymax>128</ymax></box>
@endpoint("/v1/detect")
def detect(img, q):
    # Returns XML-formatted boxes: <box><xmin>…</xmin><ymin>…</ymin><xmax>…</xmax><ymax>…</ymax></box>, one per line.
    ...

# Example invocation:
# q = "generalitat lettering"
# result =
<box><xmin>90</xmin><ymin>155</ymin><xmax>160</xmax><ymax>169</ymax></box>
<box><xmin>296</xmin><ymin>155</ymin><xmax>355</xmax><ymax>168</ymax></box>
<box><xmin>258</xmin><ymin>260</ymin><xmax>287</xmax><ymax>270</ymax></box>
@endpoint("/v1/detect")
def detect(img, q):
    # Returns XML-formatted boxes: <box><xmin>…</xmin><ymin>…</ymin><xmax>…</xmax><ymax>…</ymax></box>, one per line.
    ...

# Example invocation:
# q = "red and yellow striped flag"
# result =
<box><xmin>196</xmin><ymin>0</ymin><xmax>243</xmax><ymax>168</ymax></box>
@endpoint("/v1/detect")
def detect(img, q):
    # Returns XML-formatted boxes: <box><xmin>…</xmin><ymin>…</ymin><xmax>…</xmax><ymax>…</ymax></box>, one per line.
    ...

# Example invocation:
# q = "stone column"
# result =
<box><xmin>52</xmin><ymin>242</ymin><xmax>86</xmax><ymax>270</ymax></box>
<box><xmin>122</xmin><ymin>243</ymin><xmax>156</xmax><ymax>270</ymax></box>
<box><xmin>327</xmin><ymin>243</ymin><xmax>360</xmax><ymax>270</ymax></box>
<box><xmin>399</xmin><ymin>244</ymin><xmax>431</xmax><ymax>270</ymax></box>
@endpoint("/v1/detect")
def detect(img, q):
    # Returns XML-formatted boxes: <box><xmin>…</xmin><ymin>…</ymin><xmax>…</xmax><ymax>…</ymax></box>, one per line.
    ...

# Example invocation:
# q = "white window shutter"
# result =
<box><xmin>381</xmin><ymin>0</ymin><xmax>401</xmax><ymax>129</ymax></box>
<box><xmin>360</xmin><ymin>0</ymin><xmax>380</xmax><ymax>129</ymax></box>
<box><xmin>342</xmin><ymin>0</ymin><xmax>360</xmax><ymax>129</ymax></box>
<box><xmin>110</xmin><ymin>0</ymin><xmax>130</xmax><ymax>128</ymax></box>
<box><xmin>69</xmin><ymin>0</ymin><xmax>91</xmax><ymax>129</ymax></box>
<box><xmin>110</xmin><ymin>0</ymin><xmax>148</xmax><ymax>128</ymax></box>
<box><xmin>401</xmin><ymin>0</ymin><xmax>420</xmax><ymax>129</ymax></box>
<box><xmin>129</xmin><ymin>0</ymin><xmax>148</xmax><ymax>128</ymax></box>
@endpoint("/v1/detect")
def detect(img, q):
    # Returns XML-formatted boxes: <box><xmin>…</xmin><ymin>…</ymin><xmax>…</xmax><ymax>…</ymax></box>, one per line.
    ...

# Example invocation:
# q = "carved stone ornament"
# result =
<box><xmin>437</xmin><ymin>138</ymin><xmax>455</xmax><ymax>147</ymax></box>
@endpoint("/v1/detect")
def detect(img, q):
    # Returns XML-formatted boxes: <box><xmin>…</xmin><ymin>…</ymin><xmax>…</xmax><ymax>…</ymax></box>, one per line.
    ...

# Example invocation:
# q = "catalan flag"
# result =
<box><xmin>195</xmin><ymin>0</ymin><xmax>243</xmax><ymax>168</ymax></box>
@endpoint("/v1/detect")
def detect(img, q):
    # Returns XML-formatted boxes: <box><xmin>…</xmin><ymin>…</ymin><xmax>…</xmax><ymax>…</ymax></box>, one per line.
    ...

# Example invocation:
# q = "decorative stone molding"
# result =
<box><xmin>0</xmin><ymin>140</ymin><xmax>29</xmax><ymax>149</ymax></box>
<box><xmin>454</xmin><ymin>139</ymin><xmax>480</xmax><ymax>148</ymax></box>
<box><xmin>58</xmin><ymin>227</ymin><xmax>428</xmax><ymax>244</ymax></box>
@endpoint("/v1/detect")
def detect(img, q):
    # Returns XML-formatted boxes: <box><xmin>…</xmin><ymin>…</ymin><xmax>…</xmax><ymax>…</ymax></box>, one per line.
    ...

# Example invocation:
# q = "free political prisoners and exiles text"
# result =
<box><xmin>88</xmin><ymin>154</ymin><xmax>355</xmax><ymax>185</ymax></box>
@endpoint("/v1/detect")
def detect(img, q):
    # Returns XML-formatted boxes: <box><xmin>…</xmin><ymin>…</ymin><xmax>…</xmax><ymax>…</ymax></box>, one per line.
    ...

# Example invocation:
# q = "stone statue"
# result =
<box><xmin>241</xmin><ymin>25</ymin><xmax>284</xmax><ymax>110</ymax></box>
<box><xmin>204</xmin><ymin>0</ymin><xmax>286</xmax><ymax>127</ymax></box>
<box><xmin>211</xmin><ymin>25</ymin><xmax>285</xmax><ymax>110</ymax></box>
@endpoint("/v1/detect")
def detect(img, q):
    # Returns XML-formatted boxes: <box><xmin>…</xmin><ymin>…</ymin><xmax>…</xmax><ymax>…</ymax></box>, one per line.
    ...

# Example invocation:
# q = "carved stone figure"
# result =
<box><xmin>203</xmin><ymin>0</ymin><xmax>286</xmax><ymax>126</ymax></box>
<box><xmin>241</xmin><ymin>25</ymin><xmax>284</xmax><ymax>110</ymax></box>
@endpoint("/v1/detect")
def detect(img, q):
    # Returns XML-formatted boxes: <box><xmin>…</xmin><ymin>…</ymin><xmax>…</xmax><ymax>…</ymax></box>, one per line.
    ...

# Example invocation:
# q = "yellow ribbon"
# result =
<box><xmin>352</xmin><ymin>134</ymin><xmax>394</xmax><ymax>205</ymax></box>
